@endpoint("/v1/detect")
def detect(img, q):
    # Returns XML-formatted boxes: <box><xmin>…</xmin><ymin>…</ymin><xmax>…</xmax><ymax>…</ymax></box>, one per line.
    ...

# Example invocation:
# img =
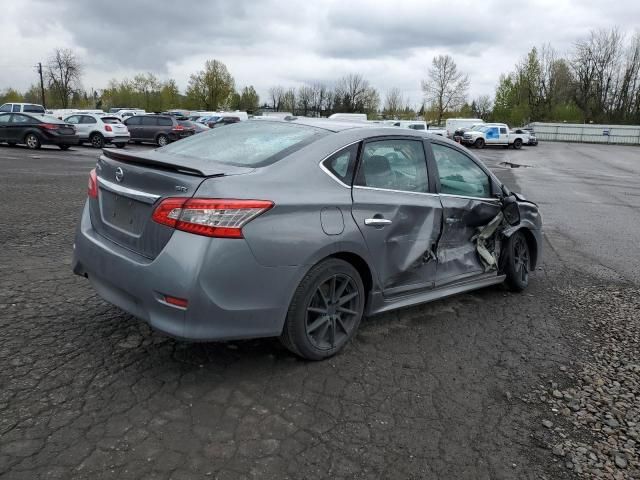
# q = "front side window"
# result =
<box><xmin>432</xmin><ymin>143</ymin><xmax>491</xmax><ymax>198</ymax></box>
<box><xmin>0</xmin><ymin>104</ymin><xmax>11</xmax><ymax>112</ymax></box>
<box><xmin>124</xmin><ymin>116</ymin><xmax>141</xmax><ymax>126</ymax></box>
<box><xmin>355</xmin><ymin>139</ymin><xmax>428</xmax><ymax>193</ymax></box>
<box><xmin>322</xmin><ymin>143</ymin><xmax>359</xmax><ymax>185</ymax></box>
<box><xmin>65</xmin><ymin>116</ymin><xmax>80</xmax><ymax>124</ymax></box>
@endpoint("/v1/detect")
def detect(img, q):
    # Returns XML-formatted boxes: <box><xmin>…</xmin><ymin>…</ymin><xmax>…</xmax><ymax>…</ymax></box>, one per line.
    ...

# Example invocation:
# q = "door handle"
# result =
<box><xmin>365</xmin><ymin>218</ymin><xmax>392</xmax><ymax>226</ymax></box>
<box><xmin>445</xmin><ymin>217</ymin><xmax>459</xmax><ymax>225</ymax></box>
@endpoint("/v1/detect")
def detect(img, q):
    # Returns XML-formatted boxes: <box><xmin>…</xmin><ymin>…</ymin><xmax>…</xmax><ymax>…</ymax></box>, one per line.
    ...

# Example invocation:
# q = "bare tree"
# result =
<box><xmin>421</xmin><ymin>55</ymin><xmax>469</xmax><ymax>124</ymax></box>
<box><xmin>281</xmin><ymin>88</ymin><xmax>296</xmax><ymax>114</ymax></box>
<box><xmin>335</xmin><ymin>73</ymin><xmax>371</xmax><ymax>112</ymax></box>
<box><xmin>473</xmin><ymin>95</ymin><xmax>492</xmax><ymax>119</ymax></box>
<box><xmin>297</xmin><ymin>85</ymin><xmax>313</xmax><ymax>116</ymax></box>
<box><xmin>310</xmin><ymin>82</ymin><xmax>328</xmax><ymax>116</ymax></box>
<box><xmin>268</xmin><ymin>85</ymin><xmax>285</xmax><ymax>111</ymax></box>
<box><xmin>46</xmin><ymin>48</ymin><xmax>82</xmax><ymax>108</ymax></box>
<box><xmin>384</xmin><ymin>87</ymin><xmax>404</xmax><ymax>118</ymax></box>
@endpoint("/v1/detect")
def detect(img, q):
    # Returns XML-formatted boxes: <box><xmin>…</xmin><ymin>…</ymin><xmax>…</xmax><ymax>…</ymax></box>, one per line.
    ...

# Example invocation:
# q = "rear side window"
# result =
<box><xmin>0</xmin><ymin>114</ymin><xmax>10</xmax><ymax>123</ymax></box>
<box><xmin>10</xmin><ymin>114</ymin><xmax>32</xmax><ymax>124</ymax></box>
<box><xmin>157</xmin><ymin>117</ymin><xmax>172</xmax><ymax>126</ymax></box>
<box><xmin>432</xmin><ymin>143</ymin><xmax>491</xmax><ymax>198</ymax></box>
<box><xmin>24</xmin><ymin>104</ymin><xmax>44</xmax><ymax>113</ymax></box>
<box><xmin>322</xmin><ymin>143</ymin><xmax>359</xmax><ymax>185</ymax></box>
<box><xmin>161</xmin><ymin>121</ymin><xmax>327</xmax><ymax>167</ymax></box>
<box><xmin>500</xmin><ymin>127</ymin><xmax>507</xmax><ymax>134</ymax></box>
<box><xmin>409</xmin><ymin>124</ymin><xmax>425</xmax><ymax>130</ymax></box>
<box><xmin>12</xmin><ymin>105</ymin><xmax>21</xmax><ymax>112</ymax></box>
<box><xmin>355</xmin><ymin>139</ymin><xmax>428</xmax><ymax>193</ymax></box>
<box><xmin>142</xmin><ymin>116</ymin><xmax>158</xmax><ymax>126</ymax></box>
<box><xmin>81</xmin><ymin>116</ymin><xmax>97</xmax><ymax>124</ymax></box>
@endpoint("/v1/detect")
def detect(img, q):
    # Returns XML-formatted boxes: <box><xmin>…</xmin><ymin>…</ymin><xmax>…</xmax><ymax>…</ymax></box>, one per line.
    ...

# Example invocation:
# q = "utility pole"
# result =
<box><xmin>37</xmin><ymin>62</ymin><xmax>46</xmax><ymax>109</ymax></box>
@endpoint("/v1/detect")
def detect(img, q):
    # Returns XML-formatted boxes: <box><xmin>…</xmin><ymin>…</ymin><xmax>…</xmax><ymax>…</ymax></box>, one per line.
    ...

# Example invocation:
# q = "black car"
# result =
<box><xmin>207</xmin><ymin>116</ymin><xmax>240</xmax><ymax>129</ymax></box>
<box><xmin>124</xmin><ymin>115</ymin><xmax>195</xmax><ymax>147</ymax></box>
<box><xmin>0</xmin><ymin>112</ymin><xmax>78</xmax><ymax>150</ymax></box>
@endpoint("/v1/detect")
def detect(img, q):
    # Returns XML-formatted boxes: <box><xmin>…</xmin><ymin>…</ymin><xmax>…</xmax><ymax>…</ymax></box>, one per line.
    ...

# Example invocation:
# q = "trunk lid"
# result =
<box><xmin>90</xmin><ymin>149</ymin><xmax>252</xmax><ymax>258</ymax></box>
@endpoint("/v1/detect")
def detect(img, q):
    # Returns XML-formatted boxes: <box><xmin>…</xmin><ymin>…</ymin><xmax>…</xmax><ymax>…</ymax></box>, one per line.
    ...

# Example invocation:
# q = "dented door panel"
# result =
<box><xmin>436</xmin><ymin>195</ymin><xmax>502</xmax><ymax>284</ymax></box>
<box><xmin>351</xmin><ymin>186</ymin><xmax>442</xmax><ymax>294</ymax></box>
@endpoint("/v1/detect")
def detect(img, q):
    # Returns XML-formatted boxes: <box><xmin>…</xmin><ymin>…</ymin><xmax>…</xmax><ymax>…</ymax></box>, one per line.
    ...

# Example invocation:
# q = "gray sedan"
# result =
<box><xmin>73</xmin><ymin>119</ymin><xmax>542</xmax><ymax>360</ymax></box>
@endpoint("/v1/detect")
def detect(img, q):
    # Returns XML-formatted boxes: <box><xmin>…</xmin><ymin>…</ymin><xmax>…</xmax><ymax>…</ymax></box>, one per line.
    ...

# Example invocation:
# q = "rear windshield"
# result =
<box><xmin>24</xmin><ymin>104</ymin><xmax>45</xmax><ymax>113</ymax></box>
<box><xmin>102</xmin><ymin>117</ymin><xmax>122</xmax><ymax>124</ymax></box>
<box><xmin>161</xmin><ymin>120</ymin><xmax>327</xmax><ymax>167</ymax></box>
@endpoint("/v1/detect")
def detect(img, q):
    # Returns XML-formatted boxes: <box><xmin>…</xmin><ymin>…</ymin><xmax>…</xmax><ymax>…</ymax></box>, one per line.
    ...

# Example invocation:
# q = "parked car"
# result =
<box><xmin>73</xmin><ymin>118</ymin><xmax>542</xmax><ymax>360</ymax></box>
<box><xmin>452</xmin><ymin>123</ymin><xmax>485</xmax><ymax>142</ymax></box>
<box><xmin>517</xmin><ymin>128</ymin><xmax>538</xmax><ymax>146</ymax></box>
<box><xmin>124</xmin><ymin>114</ymin><xmax>194</xmax><ymax>146</ymax></box>
<box><xmin>462</xmin><ymin>123</ymin><xmax>529</xmax><ymax>149</ymax></box>
<box><xmin>0</xmin><ymin>102</ymin><xmax>46</xmax><ymax>114</ymax></box>
<box><xmin>64</xmin><ymin>113</ymin><xmax>130</xmax><ymax>148</ymax></box>
<box><xmin>0</xmin><ymin>112</ymin><xmax>78</xmax><ymax>149</ymax></box>
<box><xmin>207</xmin><ymin>116</ymin><xmax>241</xmax><ymax>128</ymax></box>
<box><xmin>179</xmin><ymin>119</ymin><xmax>208</xmax><ymax>134</ymax></box>
<box><xmin>445</xmin><ymin>118</ymin><xmax>484</xmax><ymax>138</ymax></box>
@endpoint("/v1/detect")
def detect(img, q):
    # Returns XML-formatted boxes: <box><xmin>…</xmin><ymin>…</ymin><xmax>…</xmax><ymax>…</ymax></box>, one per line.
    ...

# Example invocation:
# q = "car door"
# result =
<box><xmin>81</xmin><ymin>115</ymin><xmax>98</xmax><ymax>138</ymax></box>
<box><xmin>140</xmin><ymin>116</ymin><xmax>158</xmax><ymax>140</ymax></box>
<box><xmin>0</xmin><ymin>113</ymin><xmax>11</xmax><ymax>141</ymax></box>
<box><xmin>65</xmin><ymin>115</ymin><xmax>83</xmax><ymax>139</ymax></box>
<box><xmin>124</xmin><ymin>116</ymin><xmax>142</xmax><ymax>140</ymax></box>
<box><xmin>7</xmin><ymin>113</ymin><xmax>33</xmax><ymax>143</ymax></box>
<box><xmin>428</xmin><ymin>141</ymin><xmax>502</xmax><ymax>285</ymax></box>
<box><xmin>351</xmin><ymin>137</ymin><xmax>442</xmax><ymax>296</ymax></box>
<box><xmin>484</xmin><ymin>126</ymin><xmax>501</xmax><ymax>145</ymax></box>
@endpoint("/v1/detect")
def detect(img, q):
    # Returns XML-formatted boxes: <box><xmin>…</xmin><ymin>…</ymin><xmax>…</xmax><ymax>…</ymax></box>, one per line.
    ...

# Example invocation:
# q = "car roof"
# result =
<box><xmin>268</xmin><ymin>117</ymin><xmax>386</xmax><ymax>133</ymax></box>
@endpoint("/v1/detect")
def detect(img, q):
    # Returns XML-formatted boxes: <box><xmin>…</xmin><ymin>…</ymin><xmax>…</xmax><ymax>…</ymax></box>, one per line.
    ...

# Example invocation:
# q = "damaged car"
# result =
<box><xmin>72</xmin><ymin>119</ymin><xmax>542</xmax><ymax>360</ymax></box>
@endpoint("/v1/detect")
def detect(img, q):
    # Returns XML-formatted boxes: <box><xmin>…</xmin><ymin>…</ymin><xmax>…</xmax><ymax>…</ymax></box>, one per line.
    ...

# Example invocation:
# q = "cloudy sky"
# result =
<box><xmin>1</xmin><ymin>0</ymin><xmax>638</xmax><ymax>107</ymax></box>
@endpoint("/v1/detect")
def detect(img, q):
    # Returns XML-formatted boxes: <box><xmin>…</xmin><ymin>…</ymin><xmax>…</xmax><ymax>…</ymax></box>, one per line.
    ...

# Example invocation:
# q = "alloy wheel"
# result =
<box><xmin>513</xmin><ymin>235</ymin><xmax>530</xmax><ymax>284</ymax></box>
<box><xmin>305</xmin><ymin>274</ymin><xmax>360</xmax><ymax>350</ymax></box>
<box><xmin>26</xmin><ymin>134</ymin><xmax>38</xmax><ymax>149</ymax></box>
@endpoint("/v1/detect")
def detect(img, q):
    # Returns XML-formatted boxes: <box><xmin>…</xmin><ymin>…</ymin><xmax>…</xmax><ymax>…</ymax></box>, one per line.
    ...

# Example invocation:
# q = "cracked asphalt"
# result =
<box><xmin>1</xmin><ymin>141</ymin><xmax>639</xmax><ymax>479</ymax></box>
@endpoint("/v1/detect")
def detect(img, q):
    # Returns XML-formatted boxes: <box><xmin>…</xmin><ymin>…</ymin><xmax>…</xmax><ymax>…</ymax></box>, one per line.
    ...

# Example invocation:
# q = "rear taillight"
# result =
<box><xmin>40</xmin><ymin>123</ymin><xmax>59</xmax><ymax>130</ymax></box>
<box><xmin>172</xmin><ymin>125</ymin><xmax>184</xmax><ymax>131</ymax></box>
<box><xmin>151</xmin><ymin>198</ymin><xmax>274</xmax><ymax>238</ymax></box>
<box><xmin>104</xmin><ymin>125</ymin><xmax>113</xmax><ymax>132</ymax></box>
<box><xmin>87</xmin><ymin>169</ymin><xmax>98</xmax><ymax>198</ymax></box>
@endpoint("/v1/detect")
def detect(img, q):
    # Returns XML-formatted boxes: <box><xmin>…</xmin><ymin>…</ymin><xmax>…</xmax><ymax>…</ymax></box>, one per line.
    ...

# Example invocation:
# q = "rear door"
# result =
<box><xmin>351</xmin><ymin>137</ymin><xmax>442</xmax><ymax>296</ymax></box>
<box><xmin>428</xmin><ymin>141</ymin><xmax>502</xmax><ymax>284</ymax></box>
<box><xmin>81</xmin><ymin>115</ymin><xmax>98</xmax><ymax>137</ymax></box>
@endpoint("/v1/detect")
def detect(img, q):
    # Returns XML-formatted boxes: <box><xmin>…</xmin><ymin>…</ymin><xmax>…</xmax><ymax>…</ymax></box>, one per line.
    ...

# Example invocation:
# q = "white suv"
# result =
<box><xmin>64</xmin><ymin>113</ymin><xmax>130</xmax><ymax>148</ymax></box>
<box><xmin>0</xmin><ymin>103</ymin><xmax>46</xmax><ymax>114</ymax></box>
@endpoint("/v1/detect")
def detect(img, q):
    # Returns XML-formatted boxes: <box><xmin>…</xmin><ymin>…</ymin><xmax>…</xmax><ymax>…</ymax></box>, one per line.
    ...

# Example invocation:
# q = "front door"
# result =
<box><xmin>429</xmin><ymin>141</ymin><xmax>502</xmax><ymax>284</ymax></box>
<box><xmin>484</xmin><ymin>125</ymin><xmax>501</xmax><ymax>145</ymax></box>
<box><xmin>351</xmin><ymin>137</ymin><xmax>442</xmax><ymax>296</ymax></box>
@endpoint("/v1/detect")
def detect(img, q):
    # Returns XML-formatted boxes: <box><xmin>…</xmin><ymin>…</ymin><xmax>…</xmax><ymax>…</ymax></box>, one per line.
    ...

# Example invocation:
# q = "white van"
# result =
<box><xmin>0</xmin><ymin>103</ymin><xmax>46</xmax><ymax>114</ymax></box>
<box><xmin>329</xmin><ymin>113</ymin><xmax>368</xmax><ymax>122</ymax></box>
<box><xmin>116</xmin><ymin>109</ymin><xmax>146</xmax><ymax>120</ymax></box>
<box><xmin>445</xmin><ymin>118</ymin><xmax>484</xmax><ymax>138</ymax></box>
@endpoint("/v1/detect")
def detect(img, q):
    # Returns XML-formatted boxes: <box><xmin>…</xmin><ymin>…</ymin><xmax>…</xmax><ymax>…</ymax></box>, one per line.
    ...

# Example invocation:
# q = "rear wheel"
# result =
<box><xmin>280</xmin><ymin>258</ymin><xmax>365</xmax><ymax>360</ymax></box>
<box><xmin>504</xmin><ymin>230</ymin><xmax>530</xmax><ymax>291</ymax></box>
<box><xmin>474</xmin><ymin>138</ymin><xmax>485</xmax><ymax>149</ymax></box>
<box><xmin>115</xmin><ymin>143</ymin><xmax>126</xmax><ymax>149</ymax></box>
<box><xmin>90</xmin><ymin>133</ymin><xmax>104</xmax><ymax>148</ymax></box>
<box><xmin>513</xmin><ymin>138</ymin><xmax>523</xmax><ymax>149</ymax></box>
<box><xmin>25</xmin><ymin>133</ymin><xmax>41</xmax><ymax>150</ymax></box>
<box><xmin>157</xmin><ymin>134</ymin><xmax>169</xmax><ymax>147</ymax></box>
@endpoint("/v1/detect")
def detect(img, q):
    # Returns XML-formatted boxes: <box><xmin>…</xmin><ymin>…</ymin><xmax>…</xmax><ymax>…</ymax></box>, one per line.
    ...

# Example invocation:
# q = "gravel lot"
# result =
<box><xmin>1</xmin><ymin>140</ymin><xmax>639</xmax><ymax>479</ymax></box>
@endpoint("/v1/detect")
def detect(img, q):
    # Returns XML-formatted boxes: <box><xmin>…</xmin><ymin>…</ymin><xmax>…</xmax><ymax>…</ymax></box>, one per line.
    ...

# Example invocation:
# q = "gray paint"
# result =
<box><xmin>73</xmin><ymin>119</ymin><xmax>543</xmax><ymax>342</ymax></box>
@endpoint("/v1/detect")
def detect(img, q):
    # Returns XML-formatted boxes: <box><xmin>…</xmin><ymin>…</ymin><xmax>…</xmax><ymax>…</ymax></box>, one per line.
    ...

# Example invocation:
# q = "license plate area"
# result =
<box><xmin>100</xmin><ymin>190</ymin><xmax>150</xmax><ymax>235</ymax></box>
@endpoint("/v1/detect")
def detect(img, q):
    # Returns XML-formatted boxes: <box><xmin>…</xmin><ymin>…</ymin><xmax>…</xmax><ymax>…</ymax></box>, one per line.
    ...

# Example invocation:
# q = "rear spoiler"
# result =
<box><xmin>102</xmin><ymin>148</ymin><xmax>205</xmax><ymax>176</ymax></box>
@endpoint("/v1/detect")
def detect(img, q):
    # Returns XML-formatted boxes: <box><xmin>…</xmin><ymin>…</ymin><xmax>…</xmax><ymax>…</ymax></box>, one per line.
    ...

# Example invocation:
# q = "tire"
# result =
<box><xmin>24</xmin><ymin>133</ymin><xmax>41</xmax><ymax>150</ymax></box>
<box><xmin>474</xmin><ymin>138</ymin><xmax>485</xmax><ymax>149</ymax></box>
<box><xmin>115</xmin><ymin>143</ymin><xmax>126</xmax><ymax>149</ymax></box>
<box><xmin>157</xmin><ymin>134</ymin><xmax>169</xmax><ymax>147</ymax></box>
<box><xmin>280</xmin><ymin>258</ymin><xmax>365</xmax><ymax>360</ymax></box>
<box><xmin>90</xmin><ymin>133</ymin><xmax>104</xmax><ymax>148</ymax></box>
<box><xmin>503</xmin><ymin>230</ymin><xmax>531</xmax><ymax>292</ymax></box>
<box><xmin>59</xmin><ymin>145</ymin><xmax>70</xmax><ymax>150</ymax></box>
<box><xmin>513</xmin><ymin>138</ymin><xmax>523</xmax><ymax>149</ymax></box>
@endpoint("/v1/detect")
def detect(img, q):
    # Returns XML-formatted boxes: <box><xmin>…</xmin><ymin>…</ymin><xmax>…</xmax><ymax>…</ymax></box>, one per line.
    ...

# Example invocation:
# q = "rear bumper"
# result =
<box><xmin>72</xmin><ymin>201</ymin><xmax>300</xmax><ymax>341</ymax></box>
<box><xmin>105</xmin><ymin>135</ymin><xmax>130</xmax><ymax>144</ymax></box>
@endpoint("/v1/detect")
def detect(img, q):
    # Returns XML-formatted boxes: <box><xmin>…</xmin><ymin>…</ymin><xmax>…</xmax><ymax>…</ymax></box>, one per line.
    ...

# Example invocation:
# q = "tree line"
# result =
<box><xmin>2</xmin><ymin>27</ymin><xmax>639</xmax><ymax>125</ymax></box>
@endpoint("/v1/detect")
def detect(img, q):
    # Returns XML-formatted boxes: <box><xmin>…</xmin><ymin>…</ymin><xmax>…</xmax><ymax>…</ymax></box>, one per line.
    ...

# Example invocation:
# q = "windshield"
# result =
<box><xmin>161</xmin><ymin>120</ymin><xmax>328</xmax><ymax>167</ymax></box>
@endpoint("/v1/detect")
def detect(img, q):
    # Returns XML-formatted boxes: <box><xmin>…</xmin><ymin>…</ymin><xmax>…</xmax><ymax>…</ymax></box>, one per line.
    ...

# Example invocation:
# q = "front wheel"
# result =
<box><xmin>280</xmin><ymin>258</ymin><xmax>365</xmax><ymax>360</ymax></box>
<box><xmin>25</xmin><ymin>133</ymin><xmax>41</xmax><ymax>149</ymax></box>
<box><xmin>504</xmin><ymin>231</ymin><xmax>530</xmax><ymax>291</ymax></box>
<box><xmin>474</xmin><ymin>138</ymin><xmax>485</xmax><ymax>149</ymax></box>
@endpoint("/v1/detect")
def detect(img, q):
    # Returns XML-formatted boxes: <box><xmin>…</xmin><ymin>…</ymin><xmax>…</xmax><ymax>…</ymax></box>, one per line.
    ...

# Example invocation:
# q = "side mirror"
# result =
<box><xmin>502</xmin><ymin>195</ymin><xmax>521</xmax><ymax>226</ymax></box>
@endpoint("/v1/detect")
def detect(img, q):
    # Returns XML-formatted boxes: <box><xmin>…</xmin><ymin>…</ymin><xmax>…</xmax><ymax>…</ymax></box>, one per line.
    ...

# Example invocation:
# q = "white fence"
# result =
<box><xmin>529</xmin><ymin>122</ymin><xmax>640</xmax><ymax>145</ymax></box>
